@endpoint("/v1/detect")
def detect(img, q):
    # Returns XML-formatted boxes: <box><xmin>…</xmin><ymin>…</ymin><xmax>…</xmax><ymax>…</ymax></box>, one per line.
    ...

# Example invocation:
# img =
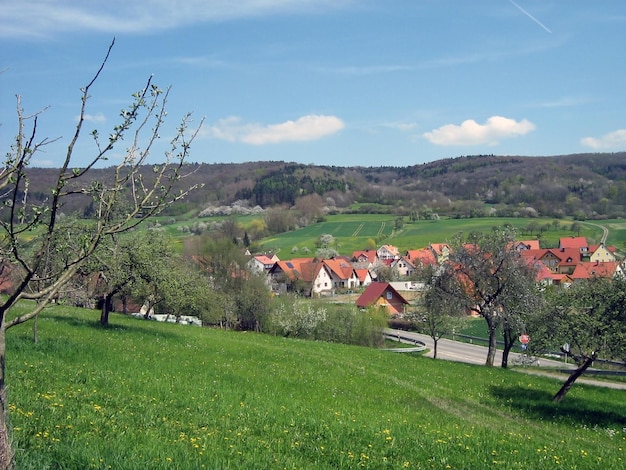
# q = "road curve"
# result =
<box><xmin>385</xmin><ymin>329</ymin><xmax>567</xmax><ymax>368</ymax></box>
<box><xmin>385</xmin><ymin>329</ymin><xmax>626</xmax><ymax>390</ymax></box>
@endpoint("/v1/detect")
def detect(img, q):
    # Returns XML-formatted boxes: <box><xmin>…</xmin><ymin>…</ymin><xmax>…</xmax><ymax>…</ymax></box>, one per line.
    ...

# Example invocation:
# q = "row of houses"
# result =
<box><xmin>247</xmin><ymin>237</ymin><xmax>625</xmax><ymax>314</ymax></box>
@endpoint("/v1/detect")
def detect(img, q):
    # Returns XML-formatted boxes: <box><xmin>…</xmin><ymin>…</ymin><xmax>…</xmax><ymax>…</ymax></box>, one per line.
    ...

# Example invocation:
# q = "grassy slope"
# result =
<box><xmin>7</xmin><ymin>305</ymin><xmax>625</xmax><ymax>469</ymax></box>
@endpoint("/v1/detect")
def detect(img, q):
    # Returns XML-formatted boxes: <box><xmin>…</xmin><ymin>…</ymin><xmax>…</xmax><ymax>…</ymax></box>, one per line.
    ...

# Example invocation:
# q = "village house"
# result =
<box><xmin>323</xmin><ymin>258</ymin><xmax>360</xmax><ymax>290</ymax></box>
<box><xmin>405</xmin><ymin>248</ymin><xmax>437</xmax><ymax>267</ymax></box>
<box><xmin>390</xmin><ymin>255</ymin><xmax>416</xmax><ymax>278</ymax></box>
<box><xmin>247</xmin><ymin>253</ymin><xmax>280</xmax><ymax>275</ymax></box>
<box><xmin>559</xmin><ymin>236</ymin><xmax>589</xmax><ymax>254</ymax></box>
<box><xmin>351</xmin><ymin>249</ymin><xmax>378</xmax><ymax>269</ymax></box>
<box><xmin>428</xmin><ymin>243</ymin><xmax>451</xmax><ymax>263</ymax></box>
<box><xmin>355</xmin><ymin>282</ymin><xmax>409</xmax><ymax>315</ymax></box>
<box><xmin>377</xmin><ymin>244</ymin><xmax>399</xmax><ymax>261</ymax></box>
<box><xmin>513</xmin><ymin>240</ymin><xmax>541</xmax><ymax>251</ymax></box>
<box><xmin>355</xmin><ymin>268</ymin><xmax>373</xmax><ymax>287</ymax></box>
<box><xmin>587</xmin><ymin>243</ymin><xmax>617</xmax><ymax>262</ymax></box>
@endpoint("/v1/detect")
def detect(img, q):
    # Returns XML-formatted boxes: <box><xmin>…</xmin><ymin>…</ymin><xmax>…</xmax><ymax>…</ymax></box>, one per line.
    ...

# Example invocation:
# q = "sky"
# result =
<box><xmin>1</xmin><ymin>0</ymin><xmax>626</xmax><ymax>168</ymax></box>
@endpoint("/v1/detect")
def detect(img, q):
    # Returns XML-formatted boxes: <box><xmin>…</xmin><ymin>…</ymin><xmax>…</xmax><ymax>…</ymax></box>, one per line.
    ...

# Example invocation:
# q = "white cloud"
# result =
<box><xmin>0</xmin><ymin>1</ymin><xmax>353</xmax><ymax>38</ymax></box>
<box><xmin>208</xmin><ymin>115</ymin><xmax>345</xmax><ymax>145</ymax></box>
<box><xmin>581</xmin><ymin>129</ymin><xmax>626</xmax><ymax>150</ymax></box>
<box><xmin>423</xmin><ymin>116</ymin><xmax>536</xmax><ymax>146</ymax></box>
<box><xmin>82</xmin><ymin>113</ymin><xmax>106</xmax><ymax>124</ymax></box>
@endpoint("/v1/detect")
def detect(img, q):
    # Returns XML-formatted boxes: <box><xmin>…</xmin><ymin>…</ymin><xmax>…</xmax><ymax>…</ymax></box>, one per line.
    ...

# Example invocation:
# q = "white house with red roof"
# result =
<box><xmin>247</xmin><ymin>253</ymin><xmax>279</xmax><ymax>274</ymax></box>
<box><xmin>390</xmin><ymin>255</ymin><xmax>416</xmax><ymax>277</ymax></box>
<box><xmin>322</xmin><ymin>258</ymin><xmax>360</xmax><ymax>290</ymax></box>
<box><xmin>351</xmin><ymin>249</ymin><xmax>378</xmax><ymax>268</ymax></box>
<box><xmin>377</xmin><ymin>244</ymin><xmax>400</xmax><ymax>261</ymax></box>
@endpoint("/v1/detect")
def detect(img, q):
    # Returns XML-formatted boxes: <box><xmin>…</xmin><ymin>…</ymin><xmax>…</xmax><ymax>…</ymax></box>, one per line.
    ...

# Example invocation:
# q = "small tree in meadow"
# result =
<box><xmin>529</xmin><ymin>277</ymin><xmax>626</xmax><ymax>402</ymax></box>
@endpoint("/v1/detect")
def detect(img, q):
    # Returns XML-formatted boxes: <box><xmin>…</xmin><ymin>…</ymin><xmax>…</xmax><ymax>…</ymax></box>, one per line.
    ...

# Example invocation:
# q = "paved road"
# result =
<box><xmin>385</xmin><ymin>329</ymin><xmax>626</xmax><ymax>390</ymax></box>
<box><xmin>385</xmin><ymin>329</ymin><xmax>569</xmax><ymax>368</ymax></box>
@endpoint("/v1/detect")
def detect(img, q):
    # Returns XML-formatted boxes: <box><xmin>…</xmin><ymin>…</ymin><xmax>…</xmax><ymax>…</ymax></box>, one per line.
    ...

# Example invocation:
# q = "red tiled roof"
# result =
<box><xmin>351</xmin><ymin>250</ymin><xmax>377</xmax><ymax>263</ymax></box>
<box><xmin>559</xmin><ymin>236</ymin><xmax>588</xmax><ymax>249</ymax></box>
<box><xmin>406</xmin><ymin>249</ymin><xmax>437</xmax><ymax>265</ymax></box>
<box><xmin>355</xmin><ymin>282</ymin><xmax>409</xmax><ymax>308</ymax></box>
<box><xmin>355</xmin><ymin>269</ymin><xmax>371</xmax><ymax>283</ymax></box>
<box><xmin>571</xmin><ymin>262</ymin><xmax>620</xmax><ymax>280</ymax></box>
<box><xmin>515</xmin><ymin>240</ymin><xmax>541</xmax><ymax>250</ymax></box>
<box><xmin>254</xmin><ymin>255</ymin><xmax>275</xmax><ymax>265</ymax></box>
<box><xmin>323</xmin><ymin>258</ymin><xmax>355</xmax><ymax>280</ymax></box>
<box><xmin>429</xmin><ymin>243</ymin><xmax>450</xmax><ymax>254</ymax></box>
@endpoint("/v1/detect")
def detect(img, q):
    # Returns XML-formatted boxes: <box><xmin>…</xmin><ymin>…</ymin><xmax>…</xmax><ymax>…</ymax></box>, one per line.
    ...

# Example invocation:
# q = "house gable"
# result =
<box><xmin>355</xmin><ymin>282</ymin><xmax>409</xmax><ymax>315</ymax></box>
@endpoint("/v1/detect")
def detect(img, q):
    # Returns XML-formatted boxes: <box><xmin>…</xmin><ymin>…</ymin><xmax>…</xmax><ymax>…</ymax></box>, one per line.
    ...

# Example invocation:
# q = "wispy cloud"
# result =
<box><xmin>207</xmin><ymin>115</ymin><xmax>345</xmax><ymax>145</ymax></box>
<box><xmin>423</xmin><ymin>116</ymin><xmax>535</xmax><ymax>146</ymax></box>
<box><xmin>536</xmin><ymin>96</ymin><xmax>593</xmax><ymax>108</ymax></box>
<box><xmin>0</xmin><ymin>0</ymin><xmax>354</xmax><ymax>39</ymax></box>
<box><xmin>581</xmin><ymin>129</ymin><xmax>626</xmax><ymax>150</ymax></box>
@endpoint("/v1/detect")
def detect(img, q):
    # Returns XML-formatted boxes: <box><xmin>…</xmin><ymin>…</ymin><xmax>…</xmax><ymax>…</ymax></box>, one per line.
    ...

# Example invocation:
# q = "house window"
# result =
<box><xmin>386</xmin><ymin>292</ymin><xmax>392</xmax><ymax>300</ymax></box>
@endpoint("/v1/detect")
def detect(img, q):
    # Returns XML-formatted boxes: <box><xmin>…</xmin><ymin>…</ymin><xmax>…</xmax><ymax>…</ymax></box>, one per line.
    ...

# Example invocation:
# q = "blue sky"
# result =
<box><xmin>1</xmin><ymin>0</ymin><xmax>625</xmax><ymax>168</ymax></box>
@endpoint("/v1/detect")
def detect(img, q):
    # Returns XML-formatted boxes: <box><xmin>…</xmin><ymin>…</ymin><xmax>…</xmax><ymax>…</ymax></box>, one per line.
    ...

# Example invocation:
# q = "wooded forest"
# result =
<box><xmin>19</xmin><ymin>152</ymin><xmax>626</xmax><ymax>221</ymax></box>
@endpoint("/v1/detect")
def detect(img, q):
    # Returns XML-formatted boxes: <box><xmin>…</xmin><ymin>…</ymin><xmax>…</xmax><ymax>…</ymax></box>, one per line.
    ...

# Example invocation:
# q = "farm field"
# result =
<box><xmin>256</xmin><ymin>215</ymin><xmax>615</xmax><ymax>259</ymax></box>
<box><xmin>6</xmin><ymin>305</ymin><xmax>625</xmax><ymax>468</ymax></box>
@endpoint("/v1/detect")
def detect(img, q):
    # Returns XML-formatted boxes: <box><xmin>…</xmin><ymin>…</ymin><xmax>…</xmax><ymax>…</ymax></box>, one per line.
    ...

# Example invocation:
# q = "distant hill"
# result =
<box><xmin>24</xmin><ymin>152</ymin><xmax>626</xmax><ymax>220</ymax></box>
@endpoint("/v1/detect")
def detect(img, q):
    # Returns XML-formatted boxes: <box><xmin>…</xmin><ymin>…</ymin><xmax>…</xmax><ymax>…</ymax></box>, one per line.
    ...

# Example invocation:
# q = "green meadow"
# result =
<box><xmin>257</xmin><ymin>216</ymin><xmax>619</xmax><ymax>259</ymax></box>
<box><xmin>7</xmin><ymin>305</ymin><xmax>625</xmax><ymax>469</ymax></box>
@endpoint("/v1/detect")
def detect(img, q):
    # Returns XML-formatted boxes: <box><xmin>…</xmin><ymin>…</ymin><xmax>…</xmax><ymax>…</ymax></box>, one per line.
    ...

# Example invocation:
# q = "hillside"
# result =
<box><xmin>8</xmin><ymin>304</ymin><xmax>626</xmax><ymax>468</ymax></box>
<box><xmin>24</xmin><ymin>153</ymin><xmax>626</xmax><ymax>221</ymax></box>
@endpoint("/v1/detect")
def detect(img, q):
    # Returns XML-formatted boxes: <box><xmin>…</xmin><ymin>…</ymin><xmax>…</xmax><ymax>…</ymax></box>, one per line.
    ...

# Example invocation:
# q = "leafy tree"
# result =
<box><xmin>430</xmin><ymin>228</ymin><xmax>539</xmax><ymax>367</ymax></box>
<box><xmin>525</xmin><ymin>221</ymin><xmax>538</xmax><ymax>236</ymax></box>
<box><xmin>189</xmin><ymin>234</ymin><xmax>271</xmax><ymax>330</ymax></box>
<box><xmin>0</xmin><ymin>40</ymin><xmax>200</xmax><ymax>463</ymax></box>
<box><xmin>414</xmin><ymin>264</ymin><xmax>466</xmax><ymax>359</ymax></box>
<box><xmin>529</xmin><ymin>277</ymin><xmax>626</xmax><ymax>402</ymax></box>
<box><xmin>264</xmin><ymin>207</ymin><xmax>295</xmax><ymax>234</ymax></box>
<box><xmin>233</xmin><ymin>273</ymin><xmax>272</xmax><ymax>331</ymax></box>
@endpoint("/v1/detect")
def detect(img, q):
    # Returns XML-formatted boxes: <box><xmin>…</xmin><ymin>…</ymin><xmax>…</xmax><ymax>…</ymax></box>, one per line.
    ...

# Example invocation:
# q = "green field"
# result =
<box><xmin>7</xmin><ymin>305</ymin><xmax>626</xmax><ymax>469</ymax></box>
<box><xmin>257</xmin><ymin>216</ymin><xmax>620</xmax><ymax>259</ymax></box>
<box><xmin>150</xmin><ymin>210</ymin><xmax>626</xmax><ymax>259</ymax></box>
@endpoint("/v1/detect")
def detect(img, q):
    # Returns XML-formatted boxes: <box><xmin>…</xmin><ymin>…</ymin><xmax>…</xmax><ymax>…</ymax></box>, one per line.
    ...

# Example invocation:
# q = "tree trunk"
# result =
<box><xmin>432</xmin><ymin>338</ymin><xmax>438</xmax><ymax>359</ymax></box>
<box><xmin>553</xmin><ymin>357</ymin><xmax>594</xmax><ymax>402</ymax></box>
<box><xmin>0</xmin><ymin>327</ymin><xmax>13</xmax><ymax>469</ymax></box>
<box><xmin>32</xmin><ymin>314</ymin><xmax>38</xmax><ymax>344</ymax></box>
<box><xmin>100</xmin><ymin>293</ymin><xmax>113</xmax><ymax>326</ymax></box>
<box><xmin>501</xmin><ymin>326</ymin><xmax>515</xmax><ymax>369</ymax></box>
<box><xmin>485</xmin><ymin>323</ymin><xmax>497</xmax><ymax>367</ymax></box>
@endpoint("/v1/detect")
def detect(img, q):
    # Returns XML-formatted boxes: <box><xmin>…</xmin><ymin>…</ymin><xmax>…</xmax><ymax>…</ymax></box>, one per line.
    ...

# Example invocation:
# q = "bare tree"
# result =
<box><xmin>0</xmin><ymin>40</ymin><xmax>201</xmax><ymax>466</ymax></box>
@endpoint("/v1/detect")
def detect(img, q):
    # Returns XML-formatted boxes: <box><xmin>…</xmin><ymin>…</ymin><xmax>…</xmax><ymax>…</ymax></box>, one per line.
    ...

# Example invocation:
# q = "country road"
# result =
<box><xmin>385</xmin><ymin>329</ymin><xmax>626</xmax><ymax>390</ymax></box>
<box><xmin>583</xmin><ymin>221</ymin><xmax>609</xmax><ymax>244</ymax></box>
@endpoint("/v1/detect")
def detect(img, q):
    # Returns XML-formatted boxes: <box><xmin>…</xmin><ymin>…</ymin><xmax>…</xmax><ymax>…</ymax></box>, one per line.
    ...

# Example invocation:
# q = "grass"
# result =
<box><xmin>6</xmin><ymin>305</ymin><xmax>626</xmax><ymax>469</ymax></box>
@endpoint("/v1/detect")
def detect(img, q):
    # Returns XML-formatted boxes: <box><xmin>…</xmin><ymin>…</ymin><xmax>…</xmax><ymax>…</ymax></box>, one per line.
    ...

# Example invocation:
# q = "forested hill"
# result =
<box><xmin>26</xmin><ymin>152</ymin><xmax>626</xmax><ymax>219</ymax></box>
